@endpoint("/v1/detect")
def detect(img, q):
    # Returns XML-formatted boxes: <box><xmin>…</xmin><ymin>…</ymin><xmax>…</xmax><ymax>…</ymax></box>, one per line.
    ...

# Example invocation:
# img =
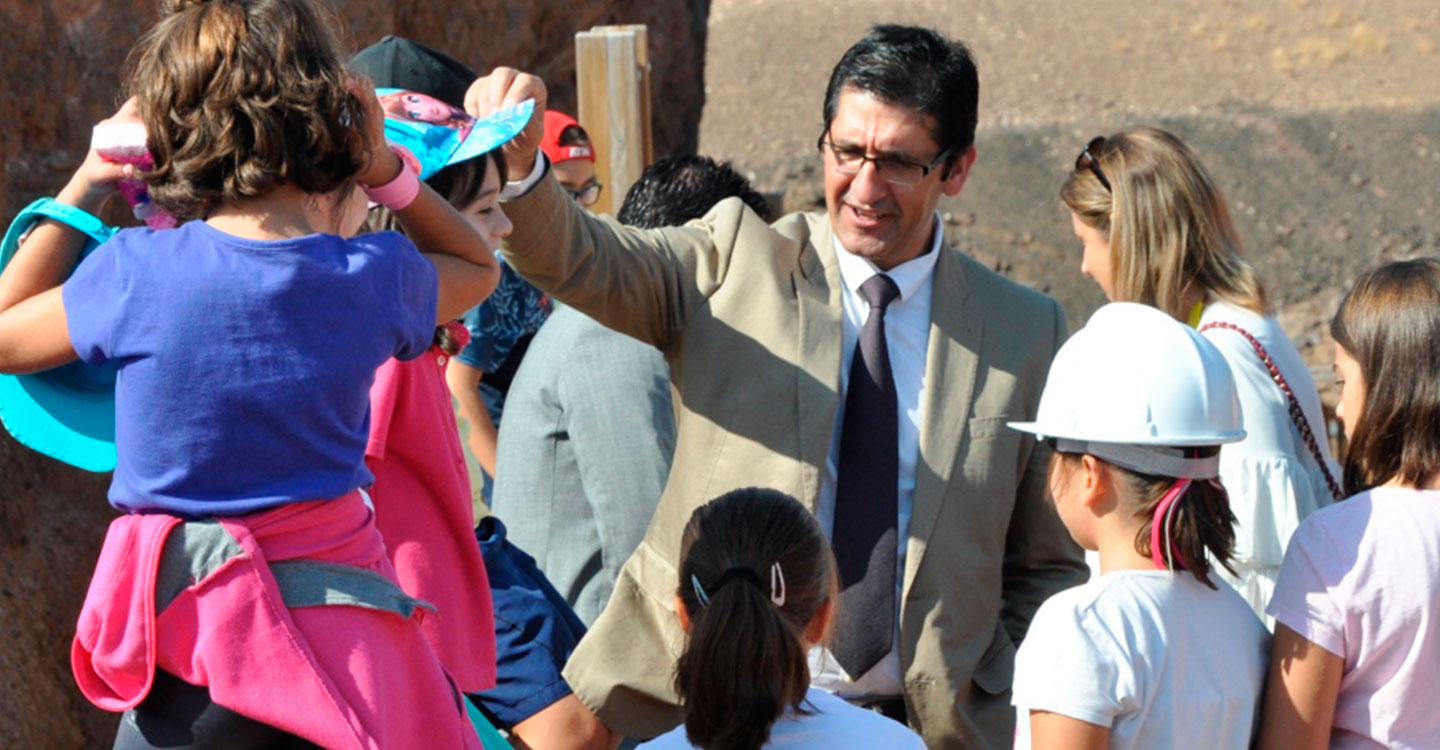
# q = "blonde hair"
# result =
<box><xmin>1062</xmin><ymin>127</ymin><xmax>1267</xmax><ymax>319</ymax></box>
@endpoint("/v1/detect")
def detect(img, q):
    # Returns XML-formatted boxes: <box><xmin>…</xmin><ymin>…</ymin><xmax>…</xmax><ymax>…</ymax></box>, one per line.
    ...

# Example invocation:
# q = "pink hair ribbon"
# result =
<box><xmin>1150</xmin><ymin>478</ymin><xmax>1191</xmax><ymax>570</ymax></box>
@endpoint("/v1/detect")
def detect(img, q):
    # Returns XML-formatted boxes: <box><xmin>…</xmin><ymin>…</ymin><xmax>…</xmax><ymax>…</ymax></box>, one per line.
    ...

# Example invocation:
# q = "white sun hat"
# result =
<box><xmin>1008</xmin><ymin>302</ymin><xmax>1245</xmax><ymax>479</ymax></box>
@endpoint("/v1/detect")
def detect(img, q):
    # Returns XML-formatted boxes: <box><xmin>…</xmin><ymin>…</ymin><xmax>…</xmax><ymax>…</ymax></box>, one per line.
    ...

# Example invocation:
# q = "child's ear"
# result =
<box><xmin>1078</xmin><ymin>454</ymin><xmax>1110</xmax><ymax>509</ymax></box>
<box><xmin>674</xmin><ymin>594</ymin><xmax>693</xmax><ymax>635</ymax></box>
<box><xmin>802</xmin><ymin>597</ymin><xmax>835</xmax><ymax>646</ymax></box>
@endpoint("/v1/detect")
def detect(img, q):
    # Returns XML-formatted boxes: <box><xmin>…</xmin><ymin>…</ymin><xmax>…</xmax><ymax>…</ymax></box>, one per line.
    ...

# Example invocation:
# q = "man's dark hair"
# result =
<box><xmin>617</xmin><ymin>155</ymin><xmax>774</xmax><ymax>229</ymax></box>
<box><xmin>821</xmin><ymin>24</ymin><xmax>980</xmax><ymax>173</ymax></box>
<box><xmin>558</xmin><ymin>124</ymin><xmax>592</xmax><ymax>148</ymax></box>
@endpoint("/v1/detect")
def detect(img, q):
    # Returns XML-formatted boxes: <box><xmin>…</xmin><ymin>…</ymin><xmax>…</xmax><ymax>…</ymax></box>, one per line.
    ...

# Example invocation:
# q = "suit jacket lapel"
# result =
<box><xmin>794</xmin><ymin>217</ymin><xmax>842</xmax><ymax>513</ymax></box>
<box><xmin>904</xmin><ymin>245</ymin><xmax>980</xmax><ymax>596</ymax></box>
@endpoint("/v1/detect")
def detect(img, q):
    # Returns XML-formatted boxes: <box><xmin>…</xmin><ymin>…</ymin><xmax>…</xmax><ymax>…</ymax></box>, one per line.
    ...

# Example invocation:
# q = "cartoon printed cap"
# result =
<box><xmin>375</xmin><ymin>88</ymin><xmax>533</xmax><ymax>180</ymax></box>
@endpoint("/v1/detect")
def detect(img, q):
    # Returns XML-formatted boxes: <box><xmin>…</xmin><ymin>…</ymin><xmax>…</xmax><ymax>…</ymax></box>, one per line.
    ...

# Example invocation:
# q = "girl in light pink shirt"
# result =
<box><xmin>1258</xmin><ymin>258</ymin><xmax>1440</xmax><ymax>750</ymax></box>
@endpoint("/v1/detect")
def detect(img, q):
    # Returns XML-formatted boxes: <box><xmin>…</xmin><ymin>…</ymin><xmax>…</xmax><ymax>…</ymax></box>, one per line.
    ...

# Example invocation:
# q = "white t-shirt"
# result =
<box><xmin>636</xmin><ymin>687</ymin><xmax>926</xmax><ymax>750</ymax></box>
<box><xmin>1267</xmin><ymin>487</ymin><xmax>1440</xmax><ymax>749</ymax></box>
<box><xmin>1012</xmin><ymin>570</ymin><xmax>1268</xmax><ymax>750</ymax></box>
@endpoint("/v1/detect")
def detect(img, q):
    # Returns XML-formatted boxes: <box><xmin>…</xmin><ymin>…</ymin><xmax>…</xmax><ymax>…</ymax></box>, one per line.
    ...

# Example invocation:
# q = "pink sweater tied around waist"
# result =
<box><xmin>72</xmin><ymin>492</ymin><xmax>481</xmax><ymax>750</ymax></box>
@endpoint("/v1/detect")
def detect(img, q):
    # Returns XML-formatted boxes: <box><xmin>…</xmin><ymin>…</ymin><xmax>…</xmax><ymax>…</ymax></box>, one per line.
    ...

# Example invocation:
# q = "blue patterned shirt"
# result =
<box><xmin>455</xmin><ymin>253</ymin><xmax>551</xmax><ymax>423</ymax></box>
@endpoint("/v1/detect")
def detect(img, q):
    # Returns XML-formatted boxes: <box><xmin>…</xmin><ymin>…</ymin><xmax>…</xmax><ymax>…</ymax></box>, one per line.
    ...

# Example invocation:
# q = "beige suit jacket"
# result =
<box><xmin>500</xmin><ymin>174</ymin><xmax>1086</xmax><ymax>749</ymax></box>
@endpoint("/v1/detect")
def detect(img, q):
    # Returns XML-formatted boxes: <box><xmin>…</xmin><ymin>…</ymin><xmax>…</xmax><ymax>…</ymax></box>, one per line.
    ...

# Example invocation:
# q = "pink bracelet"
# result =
<box><xmin>360</xmin><ymin>145</ymin><xmax>420</xmax><ymax>211</ymax></box>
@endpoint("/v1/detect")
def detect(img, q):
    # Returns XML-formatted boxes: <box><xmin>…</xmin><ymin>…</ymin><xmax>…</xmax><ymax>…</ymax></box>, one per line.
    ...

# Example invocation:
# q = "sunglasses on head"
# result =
<box><xmin>1075</xmin><ymin>136</ymin><xmax>1112</xmax><ymax>193</ymax></box>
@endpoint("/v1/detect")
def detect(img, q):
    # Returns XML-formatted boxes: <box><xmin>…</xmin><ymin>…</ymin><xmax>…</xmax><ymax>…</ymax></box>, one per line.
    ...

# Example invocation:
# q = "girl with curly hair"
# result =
<box><xmin>0</xmin><ymin>0</ymin><xmax>499</xmax><ymax>746</ymax></box>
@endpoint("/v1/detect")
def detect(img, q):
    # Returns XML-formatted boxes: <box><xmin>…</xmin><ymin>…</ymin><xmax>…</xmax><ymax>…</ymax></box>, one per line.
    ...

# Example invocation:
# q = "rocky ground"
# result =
<box><xmin>698</xmin><ymin>0</ymin><xmax>1440</xmax><ymax>407</ymax></box>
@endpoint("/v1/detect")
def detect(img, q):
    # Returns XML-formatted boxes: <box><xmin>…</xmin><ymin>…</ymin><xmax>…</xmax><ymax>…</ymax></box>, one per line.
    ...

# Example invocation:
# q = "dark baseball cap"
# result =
<box><xmin>349</xmin><ymin>35</ymin><xmax>477</xmax><ymax>109</ymax></box>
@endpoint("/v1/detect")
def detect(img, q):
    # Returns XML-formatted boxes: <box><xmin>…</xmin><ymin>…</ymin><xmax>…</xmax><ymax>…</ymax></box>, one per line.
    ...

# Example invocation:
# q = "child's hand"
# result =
<box><xmin>348</xmin><ymin>74</ymin><xmax>402</xmax><ymax>187</ymax></box>
<box><xmin>464</xmin><ymin>68</ymin><xmax>548</xmax><ymax>182</ymax></box>
<box><xmin>58</xmin><ymin>150</ymin><xmax>135</xmax><ymax>214</ymax></box>
<box><xmin>59</xmin><ymin>98</ymin><xmax>143</xmax><ymax>213</ymax></box>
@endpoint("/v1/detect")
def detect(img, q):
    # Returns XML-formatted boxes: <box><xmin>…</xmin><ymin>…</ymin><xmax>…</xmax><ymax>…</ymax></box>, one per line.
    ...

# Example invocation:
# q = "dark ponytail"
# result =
<box><xmin>1055</xmin><ymin>448</ymin><xmax>1238</xmax><ymax>588</ymax></box>
<box><xmin>1121</xmin><ymin>448</ymin><xmax>1238</xmax><ymax>588</ymax></box>
<box><xmin>674</xmin><ymin>488</ymin><xmax>835</xmax><ymax>750</ymax></box>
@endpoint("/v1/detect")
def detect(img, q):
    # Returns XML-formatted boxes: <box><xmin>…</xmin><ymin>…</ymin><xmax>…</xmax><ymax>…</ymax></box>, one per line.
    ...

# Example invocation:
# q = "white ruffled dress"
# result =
<box><xmin>1198</xmin><ymin>300</ymin><xmax>1340</xmax><ymax>620</ymax></box>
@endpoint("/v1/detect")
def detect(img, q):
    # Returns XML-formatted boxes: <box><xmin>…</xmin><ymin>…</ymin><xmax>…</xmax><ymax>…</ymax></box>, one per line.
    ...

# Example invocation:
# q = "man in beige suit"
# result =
<box><xmin>470</xmin><ymin>24</ymin><xmax>1086</xmax><ymax>749</ymax></box>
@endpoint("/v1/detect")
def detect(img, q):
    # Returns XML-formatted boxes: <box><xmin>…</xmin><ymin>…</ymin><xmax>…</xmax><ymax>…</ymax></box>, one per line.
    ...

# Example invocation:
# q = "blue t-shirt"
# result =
<box><xmin>455</xmin><ymin>254</ymin><xmax>550</xmax><ymax>423</ymax></box>
<box><xmin>62</xmin><ymin>221</ymin><xmax>437</xmax><ymax>516</ymax></box>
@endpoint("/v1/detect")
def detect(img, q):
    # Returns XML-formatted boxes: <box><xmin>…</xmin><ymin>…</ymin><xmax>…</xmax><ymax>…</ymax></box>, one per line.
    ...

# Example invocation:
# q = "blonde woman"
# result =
<box><xmin>1061</xmin><ymin>127</ymin><xmax>1340</xmax><ymax>620</ymax></box>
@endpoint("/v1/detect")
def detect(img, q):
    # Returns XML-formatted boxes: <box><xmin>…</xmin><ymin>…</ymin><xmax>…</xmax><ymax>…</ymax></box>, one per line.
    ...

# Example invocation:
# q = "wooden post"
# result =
<box><xmin>575</xmin><ymin>25</ymin><xmax>653</xmax><ymax>216</ymax></box>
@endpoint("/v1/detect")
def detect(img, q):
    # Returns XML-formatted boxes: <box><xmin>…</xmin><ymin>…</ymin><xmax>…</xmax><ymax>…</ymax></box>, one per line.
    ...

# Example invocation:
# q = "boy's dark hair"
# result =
<box><xmin>1330</xmin><ymin>257</ymin><xmax>1440</xmax><ymax>495</ymax></box>
<box><xmin>617</xmin><ymin>155</ymin><xmax>773</xmax><ymax>229</ymax></box>
<box><xmin>821</xmin><ymin>24</ymin><xmax>979</xmax><ymax>175</ymax></box>
<box><xmin>675</xmin><ymin>488</ymin><xmax>835</xmax><ymax>750</ymax></box>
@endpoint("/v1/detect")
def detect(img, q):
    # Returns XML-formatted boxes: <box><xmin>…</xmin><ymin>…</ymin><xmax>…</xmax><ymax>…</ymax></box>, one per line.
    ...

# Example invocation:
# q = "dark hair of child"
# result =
<box><xmin>1052</xmin><ymin>447</ymin><xmax>1239</xmax><ymax>588</ymax></box>
<box><xmin>125</xmin><ymin>0</ymin><xmax>371</xmax><ymax>221</ymax></box>
<box><xmin>674</xmin><ymin>487</ymin><xmax>836</xmax><ymax>750</ymax></box>
<box><xmin>367</xmin><ymin>150</ymin><xmax>507</xmax><ymax>354</ymax></box>
<box><xmin>1330</xmin><ymin>257</ymin><xmax>1440</xmax><ymax>495</ymax></box>
<box><xmin>616</xmin><ymin>154</ymin><xmax>774</xmax><ymax>229</ymax></box>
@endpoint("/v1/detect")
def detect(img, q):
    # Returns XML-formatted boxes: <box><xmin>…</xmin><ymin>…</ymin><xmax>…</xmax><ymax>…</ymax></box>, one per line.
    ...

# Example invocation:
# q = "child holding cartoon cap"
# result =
<box><xmin>351</xmin><ymin>35</ymin><xmax>609</xmax><ymax>750</ymax></box>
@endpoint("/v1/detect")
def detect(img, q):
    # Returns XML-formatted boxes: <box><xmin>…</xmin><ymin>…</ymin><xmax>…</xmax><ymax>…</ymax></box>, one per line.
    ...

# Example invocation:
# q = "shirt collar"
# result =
<box><xmin>833</xmin><ymin>211</ymin><xmax>944</xmax><ymax>303</ymax></box>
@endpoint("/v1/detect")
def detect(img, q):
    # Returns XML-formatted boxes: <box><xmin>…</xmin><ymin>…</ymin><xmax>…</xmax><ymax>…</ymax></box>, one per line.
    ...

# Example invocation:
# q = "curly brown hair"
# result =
<box><xmin>126</xmin><ymin>0</ymin><xmax>370</xmax><ymax>221</ymax></box>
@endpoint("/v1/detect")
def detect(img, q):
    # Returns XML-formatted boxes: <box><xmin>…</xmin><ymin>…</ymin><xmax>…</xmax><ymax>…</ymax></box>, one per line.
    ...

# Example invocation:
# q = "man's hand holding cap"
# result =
<box><xmin>464</xmin><ymin>67</ymin><xmax>548</xmax><ymax>182</ymax></box>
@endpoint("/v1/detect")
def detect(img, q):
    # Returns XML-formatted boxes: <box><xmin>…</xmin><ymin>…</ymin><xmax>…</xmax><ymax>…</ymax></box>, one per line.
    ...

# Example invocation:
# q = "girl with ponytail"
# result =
<box><xmin>1007</xmin><ymin>303</ymin><xmax>1269</xmax><ymax>749</ymax></box>
<box><xmin>638</xmin><ymin>488</ymin><xmax>924</xmax><ymax>750</ymax></box>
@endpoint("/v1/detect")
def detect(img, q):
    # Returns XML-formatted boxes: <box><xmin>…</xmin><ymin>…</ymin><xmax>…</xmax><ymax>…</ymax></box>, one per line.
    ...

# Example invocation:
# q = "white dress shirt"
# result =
<box><xmin>810</xmin><ymin>214</ymin><xmax>941</xmax><ymax>699</ymax></box>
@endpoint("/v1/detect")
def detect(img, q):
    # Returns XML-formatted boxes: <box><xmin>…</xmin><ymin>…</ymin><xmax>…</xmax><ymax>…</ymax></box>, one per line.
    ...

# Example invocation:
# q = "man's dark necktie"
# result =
<box><xmin>832</xmin><ymin>273</ymin><xmax>901</xmax><ymax>679</ymax></box>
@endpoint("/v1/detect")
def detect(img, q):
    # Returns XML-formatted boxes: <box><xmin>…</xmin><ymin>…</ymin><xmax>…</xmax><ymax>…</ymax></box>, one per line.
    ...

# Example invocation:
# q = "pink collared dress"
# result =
<box><xmin>367</xmin><ymin>323</ymin><xmax>497</xmax><ymax>693</ymax></box>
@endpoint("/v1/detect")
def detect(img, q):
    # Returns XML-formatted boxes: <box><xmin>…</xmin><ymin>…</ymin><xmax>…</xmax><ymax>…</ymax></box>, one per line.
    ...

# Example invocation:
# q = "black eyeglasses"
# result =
<box><xmin>818</xmin><ymin>135</ymin><xmax>950</xmax><ymax>187</ymax></box>
<box><xmin>566</xmin><ymin>179</ymin><xmax>604</xmax><ymax>207</ymax></box>
<box><xmin>1076</xmin><ymin>136</ymin><xmax>1112</xmax><ymax>192</ymax></box>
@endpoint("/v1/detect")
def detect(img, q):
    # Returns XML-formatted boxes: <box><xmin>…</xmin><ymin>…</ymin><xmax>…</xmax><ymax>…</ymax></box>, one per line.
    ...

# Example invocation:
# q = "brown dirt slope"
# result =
<box><xmin>700</xmin><ymin>0</ymin><xmax>1440</xmax><ymax>402</ymax></box>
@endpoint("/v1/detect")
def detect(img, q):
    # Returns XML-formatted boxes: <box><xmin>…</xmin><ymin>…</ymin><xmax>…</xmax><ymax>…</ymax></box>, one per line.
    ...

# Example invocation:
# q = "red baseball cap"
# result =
<box><xmin>541</xmin><ymin>110</ymin><xmax>596</xmax><ymax>164</ymax></box>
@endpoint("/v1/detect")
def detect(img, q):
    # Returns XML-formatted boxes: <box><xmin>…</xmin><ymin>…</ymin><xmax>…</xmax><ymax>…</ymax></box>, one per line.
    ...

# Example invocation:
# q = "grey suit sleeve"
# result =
<box><xmin>556</xmin><ymin>331</ymin><xmax>676</xmax><ymax>620</ymax></box>
<box><xmin>999</xmin><ymin>298</ymin><xmax>1087</xmax><ymax>644</ymax></box>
